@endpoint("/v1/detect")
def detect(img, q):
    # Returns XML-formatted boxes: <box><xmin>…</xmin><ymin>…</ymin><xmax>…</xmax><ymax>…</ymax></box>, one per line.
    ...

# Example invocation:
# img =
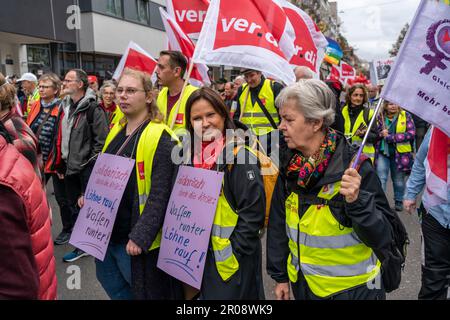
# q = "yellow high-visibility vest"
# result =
<box><xmin>239</xmin><ymin>79</ymin><xmax>279</xmax><ymax>136</ymax></box>
<box><xmin>157</xmin><ymin>84</ymin><xmax>198</xmax><ymax>133</ymax></box>
<box><xmin>211</xmin><ymin>189</ymin><xmax>240</xmax><ymax>281</ymax></box>
<box><xmin>342</xmin><ymin>105</ymin><xmax>376</xmax><ymax>163</ymax></box>
<box><xmin>285</xmin><ymin>181</ymin><xmax>381</xmax><ymax>298</ymax></box>
<box><xmin>395</xmin><ymin>111</ymin><xmax>412</xmax><ymax>154</ymax></box>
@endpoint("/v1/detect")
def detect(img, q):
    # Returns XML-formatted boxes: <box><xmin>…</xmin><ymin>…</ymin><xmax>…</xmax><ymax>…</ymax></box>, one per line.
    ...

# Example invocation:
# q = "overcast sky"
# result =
<box><xmin>334</xmin><ymin>0</ymin><xmax>421</xmax><ymax>62</ymax></box>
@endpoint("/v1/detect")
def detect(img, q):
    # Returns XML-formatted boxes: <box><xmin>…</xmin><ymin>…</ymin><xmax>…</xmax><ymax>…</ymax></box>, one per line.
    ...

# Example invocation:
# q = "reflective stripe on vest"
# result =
<box><xmin>103</xmin><ymin>120</ymin><xmax>178</xmax><ymax>251</ymax></box>
<box><xmin>239</xmin><ymin>79</ymin><xmax>278</xmax><ymax>136</ymax></box>
<box><xmin>396</xmin><ymin>111</ymin><xmax>412</xmax><ymax>153</ymax></box>
<box><xmin>285</xmin><ymin>181</ymin><xmax>381</xmax><ymax>298</ymax></box>
<box><xmin>342</xmin><ymin>106</ymin><xmax>375</xmax><ymax>163</ymax></box>
<box><xmin>157</xmin><ymin>85</ymin><xmax>198</xmax><ymax>133</ymax></box>
<box><xmin>211</xmin><ymin>188</ymin><xmax>240</xmax><ymax>281</ymax></box>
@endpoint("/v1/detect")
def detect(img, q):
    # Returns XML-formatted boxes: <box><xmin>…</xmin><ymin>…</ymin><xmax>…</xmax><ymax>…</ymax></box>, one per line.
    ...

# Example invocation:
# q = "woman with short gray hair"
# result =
<box><xmin>267</xmin><ymin>79</ymin><xmax>398</xmax><ymax>300</ymax></box>
<box><xmin>99</xmin><ymin>80</ymin><xmax>122</xmax><ymax>125</ymax></box>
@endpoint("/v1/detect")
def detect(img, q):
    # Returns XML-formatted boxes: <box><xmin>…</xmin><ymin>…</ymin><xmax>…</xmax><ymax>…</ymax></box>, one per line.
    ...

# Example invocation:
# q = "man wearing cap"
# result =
<box><xmin>88</xmin><ymin>75</ymin><xmax>99</xmax><ymax>95</ymax></box>
<box><xmin>155</xmin><ymin>50</ymin><xmax>198</xmax><ymax>133</ymax></box>
<box><xmin>234</xmin><ymin>69</ymin><xmax>284</xmax><ymax>156</ymax></box>
<box><xmin>17</xmin><ymin>72</ymin><xmax>39</xmax><ymax>117</ymax></box>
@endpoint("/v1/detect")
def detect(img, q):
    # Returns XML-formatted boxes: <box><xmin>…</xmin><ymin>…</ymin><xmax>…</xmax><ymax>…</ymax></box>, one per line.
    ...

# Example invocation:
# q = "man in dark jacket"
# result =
<box><xmin>59</xmin><ymin>69</ymin><xmax>108</xmax><ymax>262</ymax></box>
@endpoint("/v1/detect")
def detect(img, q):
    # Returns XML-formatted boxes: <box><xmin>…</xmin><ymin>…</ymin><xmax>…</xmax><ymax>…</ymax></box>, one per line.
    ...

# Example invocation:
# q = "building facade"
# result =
<box><xmin>0</xmin><ymin>0</ymin><xmax>167</xmax><ymax>81</ymax></box>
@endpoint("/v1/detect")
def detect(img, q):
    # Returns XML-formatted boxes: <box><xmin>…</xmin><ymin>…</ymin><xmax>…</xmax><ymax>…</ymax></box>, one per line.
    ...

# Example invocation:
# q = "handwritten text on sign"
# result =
<box><xmin>69</xmin><ymin>153</ymin><xmax>134</xmax><ymax>261</ymax></box>
<box><xmin>157</xmin><ymin>166</ymin><xmax>224</xmax><ymax>290</ymax></box>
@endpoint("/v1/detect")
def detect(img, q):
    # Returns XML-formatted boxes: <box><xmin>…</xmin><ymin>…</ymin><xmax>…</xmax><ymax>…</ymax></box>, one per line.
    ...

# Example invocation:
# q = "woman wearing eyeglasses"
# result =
<box><xmin>81</xmin><ymin>68</ymin><xmax>183</xmax><ymax>300</ymax></box>
<box><xmin>99</xmin><ymin>81</ymin><xmax>123</xmax><ymax>127</ymax></box>
<box><xmin>341</xmin><ymin>84</ymin><xmax>379</xmax><ymax>163</ymax></box>
<box><xmin>26</xmin><ymin>73</ymin><xmax>75</xmax><ymax>246</ymax></box>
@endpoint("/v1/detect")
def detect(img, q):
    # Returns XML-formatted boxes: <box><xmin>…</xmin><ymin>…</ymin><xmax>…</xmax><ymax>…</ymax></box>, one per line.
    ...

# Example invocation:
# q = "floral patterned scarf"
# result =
<box><xmin>287</xmin><ymin>128</ymin><xmax>337</xmax><ymax>189</ymax></box>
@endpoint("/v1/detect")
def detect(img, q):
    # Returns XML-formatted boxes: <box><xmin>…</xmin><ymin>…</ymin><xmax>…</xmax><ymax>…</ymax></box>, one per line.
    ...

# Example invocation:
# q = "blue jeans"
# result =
<box><xmin>95</xmin><ymin>243</ymin><xmax>133</xmax><ymax>300</ymax></box>
<box><xmin>376</xmin><ymin>153</ymin><xmax>405</xmax><ymax>203</ymax></box>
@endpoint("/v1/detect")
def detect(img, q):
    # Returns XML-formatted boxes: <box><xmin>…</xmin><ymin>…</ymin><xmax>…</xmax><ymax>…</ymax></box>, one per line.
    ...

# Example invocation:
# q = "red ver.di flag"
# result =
<box><xmin>278</xmin><ymin>0</ymin><xmax>328</xmax><ymax>77</ymax></box>
<box><xmin>166</xmin><ymin>0</ymin><xmax>210</xmax><ymax>40</ymax></box>
<box><xmin>157</xmin><ymin>166</ymin><xmax>224</xmax><ymax>290</ymax></box>
<box><xmin>113</xmin><ymin>41</ymin><xmax>158</xmax><ymax>80</ymax></box>
<box><xmin>193</xmin><ymin>0</ymin><xmax>296</xmax><ymax>84</ymax></box>
<box><xmin>381</xmin><ymin>0</ymin><xmax>450</xmax><ymax>136</ymax></box>
<box><xmin>69</xmin><ymin>154</ymin><xmax>135</xmax><ymax>261</ymax></box>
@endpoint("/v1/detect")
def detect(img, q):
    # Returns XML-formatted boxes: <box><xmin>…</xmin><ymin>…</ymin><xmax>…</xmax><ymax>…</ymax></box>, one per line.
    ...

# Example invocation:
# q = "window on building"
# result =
<box><xmin>106</xmin><ymin>0</ymin><xmax>123</xmax><ymax>17</ymax></box>
<box><xmin>27</xmin><ymin>44</ymin><xmax>52</xmax><ymax>75</ymax></box>
<box><xmin>149</xmin><ymin>2</ymin><xmax>165</xmax><ymax>31</ymax></box>
<box><xmin>58</xmin><ymin>43</ymin><xmax>78</xmax><ymax>78</ymax></box>
<box><xmin>81</xmin><ymin>53</ymin><xmax>95</xmax><ymax>74</ymax></box>
<box><xmin>136</xmin><ymin>0</ymin><xmax>149</xmax><ymax>24</ymax></box>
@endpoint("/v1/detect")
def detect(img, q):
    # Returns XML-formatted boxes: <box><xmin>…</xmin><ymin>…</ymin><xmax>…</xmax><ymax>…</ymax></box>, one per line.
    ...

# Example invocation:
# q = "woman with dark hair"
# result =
<box><xmin>342</xmin><ymin>83</ymin><xmax>379</xmax><ymax>163</ymax></box>
<box><xmin>183</xmin><ymin>87</ymin><xmax>266</xmax><ymax>299</ymax></box>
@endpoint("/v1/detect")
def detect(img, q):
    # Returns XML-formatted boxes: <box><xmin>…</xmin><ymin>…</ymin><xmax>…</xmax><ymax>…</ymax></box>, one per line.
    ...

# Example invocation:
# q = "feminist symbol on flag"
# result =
<box><xmin>420</xmin><ymin>19</ymin><xmax>450</xmax><ymax>74</ymax></box>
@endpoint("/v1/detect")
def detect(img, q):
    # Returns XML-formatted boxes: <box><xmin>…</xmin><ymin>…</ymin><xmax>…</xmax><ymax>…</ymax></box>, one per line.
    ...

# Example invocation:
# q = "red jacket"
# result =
<box><xmin>0</xmin><ymin>136</ymin><xmax>57</xmax><ymax>300</ymax></box>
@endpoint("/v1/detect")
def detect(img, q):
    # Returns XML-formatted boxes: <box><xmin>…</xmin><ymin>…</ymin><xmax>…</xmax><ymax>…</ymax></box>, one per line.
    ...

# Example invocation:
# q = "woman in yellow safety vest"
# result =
<box><xmin>376</xmin><ymin>101</ymin><xmax>415</xmax><ymax>212</ymax></box>
<box><xmin>183</xmin><ymin>87</ymin><xmax>266</xmax><ymax>299</ymax></box>
<box><xmin>80</xmin><ymin>68</ymin><xmax>183</xmax><ymax>300</ymax></box>
<box><xmin>267</xmin><ymin>80</ymin><xmax>395</xmax><ymax>300</ymax></box>
<box><xmin>341</xmin><ymin>84</ymin><xmax>379</xmax><ymax>163</ymax></box>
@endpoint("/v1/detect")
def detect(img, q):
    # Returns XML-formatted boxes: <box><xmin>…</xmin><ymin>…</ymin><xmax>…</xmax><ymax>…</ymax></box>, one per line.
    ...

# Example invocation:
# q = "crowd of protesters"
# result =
<box><xmin>1</xmin><ymin>48</ymin><xmax>448</xmax><ymax>301</ymax></box>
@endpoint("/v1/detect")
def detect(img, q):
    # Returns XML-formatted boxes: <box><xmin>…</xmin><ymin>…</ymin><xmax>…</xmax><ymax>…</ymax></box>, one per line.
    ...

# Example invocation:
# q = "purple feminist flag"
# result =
<box><xmin>157</xmin><ymin>166</ymin><xmax>224</xmax><ymax>290</ymax></box>
<box><xmin>69</xmin><ymin>153</ymin><xmax>135</xmax><ymax>261</ymax></box>
<box><xmin>381</xmin><ymin>0</ymin><xmax>450</xmax><ymax>136</ymax></box>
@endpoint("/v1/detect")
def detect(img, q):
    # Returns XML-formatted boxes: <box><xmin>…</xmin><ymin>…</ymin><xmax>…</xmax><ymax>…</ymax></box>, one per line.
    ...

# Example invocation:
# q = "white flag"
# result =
<box><xmin>381</xmin><ymin>0</ymin><xmax>450</xmax><ymax>136</ymax></box>
<box><xmin>193</xmin><ymin>0</ymin><xmax>296</xmax><ymax>85</ymax></box>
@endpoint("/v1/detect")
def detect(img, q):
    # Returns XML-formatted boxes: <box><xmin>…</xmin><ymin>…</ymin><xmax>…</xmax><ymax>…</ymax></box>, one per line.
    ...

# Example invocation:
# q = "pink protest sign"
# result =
<box><xmin>157</xmin><ymin>166</ymin><xmax>224</xmax><ymax>290</ymax></box>
<box><xmin>69</xmin><ymin>153</ymin><xmax>135</xmax><ymax>261</ymax></box>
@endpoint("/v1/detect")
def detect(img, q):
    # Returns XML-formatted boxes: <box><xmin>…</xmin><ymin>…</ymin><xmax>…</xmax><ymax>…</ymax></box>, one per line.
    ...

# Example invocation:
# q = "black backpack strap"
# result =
<box><xmin>363</xmin><ymin>108</ymin><xmax>371</xmax><ymax>125</ymax></box>
<box><xmin>254</xmin><ymin>81</ymin><xmax>278</xmax><ymax>130</ymax></box>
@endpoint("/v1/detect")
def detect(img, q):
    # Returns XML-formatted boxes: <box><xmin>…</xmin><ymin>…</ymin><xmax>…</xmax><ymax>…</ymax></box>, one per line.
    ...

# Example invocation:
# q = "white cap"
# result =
<box><xmin>17</xmin><ymin>72</ymin><xmax>38</xmax><ymax>83</ymax></box>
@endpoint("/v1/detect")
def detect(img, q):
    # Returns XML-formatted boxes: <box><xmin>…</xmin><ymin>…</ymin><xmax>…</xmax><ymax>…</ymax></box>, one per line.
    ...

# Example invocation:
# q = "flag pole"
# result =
<box><xmin>170</xmin><ymin>60</ymin><xmax>195</xmax><ymax>130</ymax></box>
<box><xmin>352</xmin><ymin>98</ymin><xmax>384</xmax><ymax>169</ymax></box>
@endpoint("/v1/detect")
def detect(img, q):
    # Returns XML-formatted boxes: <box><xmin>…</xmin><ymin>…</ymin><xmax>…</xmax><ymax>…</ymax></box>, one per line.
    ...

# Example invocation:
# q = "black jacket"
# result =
<box><xmin>61</xmin><ymin>89</ymin><xmax>109</xmax><ymax>177</ymax></box>
<box><xmin>128</xmin><ymin>131</ymin><xmax>184</xmax><ymax>300</ymax></box>
<box><xmin>267</xmin><ymin>133</ymin><xmax>394</xmax><ymax>284</ymax></box>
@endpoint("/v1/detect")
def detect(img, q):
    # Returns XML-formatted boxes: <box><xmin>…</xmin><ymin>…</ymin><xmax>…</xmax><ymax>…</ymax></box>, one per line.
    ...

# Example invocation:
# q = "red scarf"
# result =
<box><xmin>194</xmin><ymin>138</ymin><xmax>224</xmax><ymax>170</ymax></box>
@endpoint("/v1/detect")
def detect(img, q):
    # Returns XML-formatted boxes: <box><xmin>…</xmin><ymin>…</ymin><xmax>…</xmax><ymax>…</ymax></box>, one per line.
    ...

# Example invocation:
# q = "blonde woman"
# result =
<box><xmin>80</xmin><ymin>68</ymin><xmax>183</xmax><ymax>300</ymax></box>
